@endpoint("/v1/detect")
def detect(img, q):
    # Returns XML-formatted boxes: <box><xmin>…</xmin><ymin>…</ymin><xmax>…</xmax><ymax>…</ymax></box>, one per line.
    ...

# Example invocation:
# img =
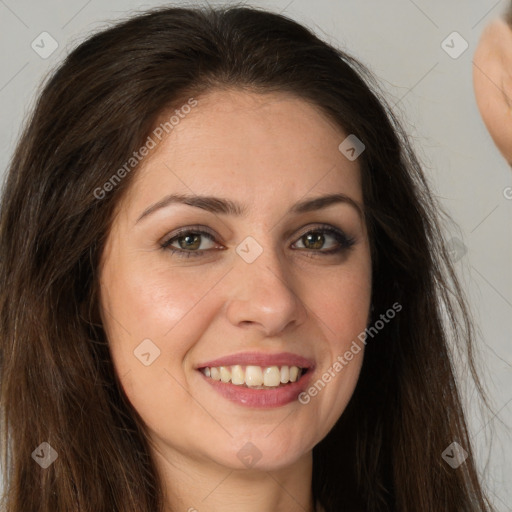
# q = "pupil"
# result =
<box><xmin>180</xmin><ymin>234</ymin><xmax>200</xmax><ymax>250</ymax></box>
<box><xmin>305</xmin><ymin>232</ymin><xmax>323</xmax><ymax>250</ymax></box>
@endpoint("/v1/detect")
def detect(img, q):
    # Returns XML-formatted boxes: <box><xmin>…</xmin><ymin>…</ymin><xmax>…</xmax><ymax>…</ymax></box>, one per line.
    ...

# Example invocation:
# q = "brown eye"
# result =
<box><xmin>292</xmin><ymin>226</ymin><xmax>355</xmax><ymax>255</ymax></box>
<box><xmin>161</xmin><ymin>227</ymin><xmax>219</xmax><ymax>258</ymax></box>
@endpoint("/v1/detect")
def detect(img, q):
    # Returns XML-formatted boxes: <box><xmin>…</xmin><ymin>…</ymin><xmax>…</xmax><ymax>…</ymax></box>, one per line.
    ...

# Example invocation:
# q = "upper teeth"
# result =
<box><xmin>201</xmin><ymin>365</ymin><xmax>303</xmax><ymax>387</ymax></box>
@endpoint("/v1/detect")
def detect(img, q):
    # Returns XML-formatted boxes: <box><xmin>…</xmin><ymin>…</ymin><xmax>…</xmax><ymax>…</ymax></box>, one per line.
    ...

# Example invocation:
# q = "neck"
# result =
<box><xmin>153</xmin><ymin>443</ymin><xmax>315</xmax><ymax>512</ymax></box>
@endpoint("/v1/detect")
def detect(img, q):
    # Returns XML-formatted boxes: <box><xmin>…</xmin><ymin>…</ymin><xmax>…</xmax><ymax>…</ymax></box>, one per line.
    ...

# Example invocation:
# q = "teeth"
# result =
<box><xmin>231</xmin><ymin>365</ymin><xmax>245</xmax><ymax>385</ymax></box>
<box><xmin>201</xmin><ymin>364</ymin><xmax>304</xmax><ymax>388</ymax></box>
<box><xmin>220</xmin><ymin>366</ymin><xmax>231</xmax><ymax>383</ymax></box>
<box><xmin>245</xmin><ymin>366</ymin><xmax>263</xmax><ymax>386</ymax></box>
<box><xmin>263</xmin><ymin>366</ymin><xmax>281</xmax><ymax>387</ymax></box>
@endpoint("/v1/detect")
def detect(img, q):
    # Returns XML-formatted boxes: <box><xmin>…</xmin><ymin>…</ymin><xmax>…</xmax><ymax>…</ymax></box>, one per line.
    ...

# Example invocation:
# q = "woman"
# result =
<box><xmin>0</xmin><ymin>4</ymin><xmax>496</xmax><ymax>511</ymax></box>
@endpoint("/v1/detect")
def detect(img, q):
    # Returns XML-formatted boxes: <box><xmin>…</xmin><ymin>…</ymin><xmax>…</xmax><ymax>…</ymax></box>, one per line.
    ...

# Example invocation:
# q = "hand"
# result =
<box><xmin>473</xmin><ymin>16</ymin><xmax>512</xmax><ymax>166</ymax></box>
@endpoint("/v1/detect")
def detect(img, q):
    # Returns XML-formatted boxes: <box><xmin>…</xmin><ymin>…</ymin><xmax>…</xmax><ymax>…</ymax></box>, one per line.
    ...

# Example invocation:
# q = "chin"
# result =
<box><xmin>212</xmin><ymin>434</ymin><xmax>313</xmax><ymax>472</ymax></box>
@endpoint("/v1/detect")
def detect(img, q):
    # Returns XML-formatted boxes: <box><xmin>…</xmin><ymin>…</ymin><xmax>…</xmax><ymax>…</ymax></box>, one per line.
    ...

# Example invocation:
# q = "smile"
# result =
<box><xmin>201</xmin><ymin>364</ymin><xmax>305</xmax><ymax>388</ymax></box>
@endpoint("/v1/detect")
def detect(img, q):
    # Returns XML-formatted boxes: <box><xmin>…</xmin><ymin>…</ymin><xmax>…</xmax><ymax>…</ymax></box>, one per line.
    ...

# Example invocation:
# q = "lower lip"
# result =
<box><xmin>199</xmin><ymin>370</ymin><xmax>313</xmax><ymax>408</ymax></box>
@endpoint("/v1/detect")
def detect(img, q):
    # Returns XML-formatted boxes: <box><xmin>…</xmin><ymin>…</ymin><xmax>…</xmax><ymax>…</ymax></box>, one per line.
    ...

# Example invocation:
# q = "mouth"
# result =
<box><xmin>195</xmin><ymin>352</ymin><xmax>315</xmax><ymax>408</ymax></box>
<box><xmin>199</xmin><ymin>364</ymin><xmax>309</xmax><ymax>389</ymax></box>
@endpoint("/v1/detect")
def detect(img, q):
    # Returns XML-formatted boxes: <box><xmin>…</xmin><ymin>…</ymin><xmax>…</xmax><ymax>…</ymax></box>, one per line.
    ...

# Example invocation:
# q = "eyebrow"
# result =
<box><xmin>136</xmin><ymin>192</ymin><xmax>364</xmax><ymax>224</ymax></box>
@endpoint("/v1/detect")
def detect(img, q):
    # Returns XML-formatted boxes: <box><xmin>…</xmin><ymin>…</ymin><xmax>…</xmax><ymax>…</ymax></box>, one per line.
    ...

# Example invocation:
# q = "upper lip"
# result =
<box><xmin>196</xmin><ymin>351</ymin><xmax>315</xmax><ymax>370</ymax></box>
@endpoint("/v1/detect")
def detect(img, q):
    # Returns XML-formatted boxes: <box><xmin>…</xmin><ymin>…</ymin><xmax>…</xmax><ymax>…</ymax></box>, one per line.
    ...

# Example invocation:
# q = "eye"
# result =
<box><xmin>291</xmin><ymin>224</ymin><xmax>355</xmax><ymax>256</ymax></box>
<box><xmin>160</xmin><ymin>224</ymin><xmax>355</xmax><ymax>259</ymax></box>
<box><xmin>161</xmin><ymin>225</ymin><xmax>219</xmax><ymax>258</ymax></box>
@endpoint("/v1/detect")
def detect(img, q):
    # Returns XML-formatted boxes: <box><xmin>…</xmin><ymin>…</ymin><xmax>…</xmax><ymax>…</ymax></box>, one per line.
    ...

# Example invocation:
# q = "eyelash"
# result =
<box><xmin>160</xmin><ymin>224</ymin><xmax>356</xmax><ymax>259</ymax></box>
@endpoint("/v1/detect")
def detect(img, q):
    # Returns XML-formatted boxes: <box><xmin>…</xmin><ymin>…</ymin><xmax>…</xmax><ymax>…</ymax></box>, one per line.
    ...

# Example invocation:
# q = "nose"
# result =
<box><xmin>224</xmin><ymin>242</ymin><xmax>308</xmax><ymax>337</ymax></box>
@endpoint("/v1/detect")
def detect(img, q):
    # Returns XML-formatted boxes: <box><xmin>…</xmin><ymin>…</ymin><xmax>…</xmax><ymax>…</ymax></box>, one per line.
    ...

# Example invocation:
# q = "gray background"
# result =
<box><xmin>0</xmin><ymin>0</ymin><xmax>511</xmax><ymax>509</ymax></box>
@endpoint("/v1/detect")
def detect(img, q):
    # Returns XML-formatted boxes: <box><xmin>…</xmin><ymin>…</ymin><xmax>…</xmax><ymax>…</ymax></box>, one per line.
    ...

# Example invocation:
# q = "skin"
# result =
<box><xmin>99</xmin><ymin>89</ymin><xmax>372</xmax><ymax>512</ymax></box>
<box><xmin>473</xmin><ymin>16</ymin><xmax>512</xmax><ymax>165</ymax></box>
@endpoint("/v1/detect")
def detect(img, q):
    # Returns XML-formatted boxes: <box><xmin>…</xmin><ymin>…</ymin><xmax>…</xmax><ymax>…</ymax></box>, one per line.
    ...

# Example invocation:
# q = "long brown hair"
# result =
<box><xmin>0</xmin><ymin>3</ymin><xmax>496</xmax><ymax>511</ymax></box>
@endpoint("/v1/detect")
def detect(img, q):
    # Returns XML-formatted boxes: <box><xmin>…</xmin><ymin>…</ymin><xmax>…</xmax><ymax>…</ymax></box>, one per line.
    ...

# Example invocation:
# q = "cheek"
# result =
<box><xmin>98</xmin><ymin>261</ymin><xmax>222</xmax><ymax>442</ymax></box>
<box><xmin>310</xmin><ymin>250</ymin><xmax>372</xmax><ymax>344</ymax></box>
<box><xmin>98</xmin><ymin>256</ymin><xmax>233</xmax><ymax>388</ymax></box>
<box><xmin>315</xmin><ymin>272</ymin><xmax>371</xmax><ymax>338</ymax></box>
<box><xmin>99</xmin><ymin>254</ymin><xmax>216</xmax><ymax>341</ymax></box>
<box><xmin>299</xmin><ymin>258</ymin><xmax>371</xmax><ymax>426</ymax></box>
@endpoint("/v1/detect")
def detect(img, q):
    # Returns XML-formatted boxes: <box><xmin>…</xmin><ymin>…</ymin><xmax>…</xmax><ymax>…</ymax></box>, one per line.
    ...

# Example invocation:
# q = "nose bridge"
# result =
<box><xmin>224</xmin><ymin>234</ymin><xmax>307</xmax><ymax>335</ymax></box>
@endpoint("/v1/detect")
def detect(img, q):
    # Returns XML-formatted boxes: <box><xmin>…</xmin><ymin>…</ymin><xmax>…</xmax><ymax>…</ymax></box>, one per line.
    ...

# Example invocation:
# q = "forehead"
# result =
<box><xmin>122</xmin><ymin>89</ymin><xmax>363</xmax><ymax>215</ymax></box>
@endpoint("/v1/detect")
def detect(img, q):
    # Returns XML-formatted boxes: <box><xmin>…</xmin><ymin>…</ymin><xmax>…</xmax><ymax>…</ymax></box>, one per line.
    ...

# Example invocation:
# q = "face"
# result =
<box><xmin>473</xmin><ymin>16</ymin><xmax>512</xmax><ymax>165</ymax></box>
<box><xmin>99</xmin><ymin>89</ymin><xmax>372</xmax><ymax>473</ymax></box>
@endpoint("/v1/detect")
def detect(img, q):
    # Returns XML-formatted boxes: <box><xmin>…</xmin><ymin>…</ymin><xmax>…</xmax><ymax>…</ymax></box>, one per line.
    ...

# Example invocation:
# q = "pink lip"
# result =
<box><xmin>199</xmin><ymin>368</ymin><xmax>314</xmax><ymax>408</ymax></box>
<box><xmin>196</xmin><ymin>351</ymin><xmax>315</xmax><ymax>370</ymax></box>
<box><xmin>195</xmin><ymin>351</ymin><xmax>316</xmax><ymax>408</ymax></box>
